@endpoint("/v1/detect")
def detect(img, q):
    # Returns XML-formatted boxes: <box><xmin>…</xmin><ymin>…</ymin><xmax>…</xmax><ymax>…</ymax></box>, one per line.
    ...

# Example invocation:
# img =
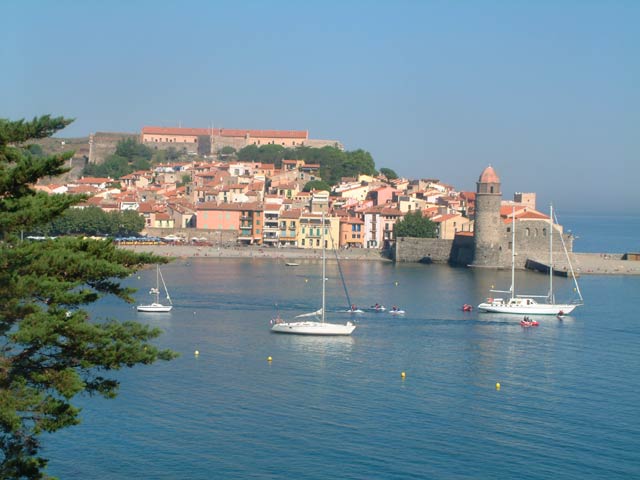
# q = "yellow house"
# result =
<box><xmin>152</xmin><ymin>212</ymin><xmax>175</xmax><ymax>229</ymax></box>
<box><xmin>297</xmin><ymin>213</ymin><xmax>340</xmax><ymax>249</ymax></box>
<box><xmin>433</xmin><ymin>213</ymin><xmax>472</xmax><ymax>239</ymax></box>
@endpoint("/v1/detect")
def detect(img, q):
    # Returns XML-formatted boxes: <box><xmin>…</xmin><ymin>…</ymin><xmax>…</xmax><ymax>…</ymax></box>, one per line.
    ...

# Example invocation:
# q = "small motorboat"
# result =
<box><xmin>390</xmin><ymin>307</ymin><xmax>405</xmax><ymax>315</ymax></box>
<box><xmin>520</xmin><ymin>316</ymin><xmax>539</xmax><ymax>327</ymax></box>
<box><xmin>370</xmin><ymin>304</ymin><xmax>386</xmax><ymax>312</ymax></box>
<box><xmin>344</xmin><ymin>305</ymin><xmax>364</xmax><ymax>314</ymax></box>
<box><xmin>462</xmin><ymin>304</ymin><xmax>473</xmax><ymax>312</ymax></box>
<box><xmin>285</xmin><ymin>262</ymin><xmax>300</xmax><ymax>267</ymax></box>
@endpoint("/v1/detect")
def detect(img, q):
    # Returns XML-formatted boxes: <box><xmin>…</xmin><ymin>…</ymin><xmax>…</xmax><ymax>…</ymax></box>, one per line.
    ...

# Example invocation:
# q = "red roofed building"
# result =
<box><xmin>141</xmin><ymin>126</ymin><xmax>341</xmax><ymax>156</ymax></box>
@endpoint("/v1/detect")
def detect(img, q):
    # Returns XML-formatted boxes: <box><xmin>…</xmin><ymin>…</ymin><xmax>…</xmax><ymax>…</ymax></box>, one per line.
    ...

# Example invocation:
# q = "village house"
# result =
<box><xmin>298</xmin><ymin>213</ymin><xmax>340</xmax><ymax>250</ymax></box>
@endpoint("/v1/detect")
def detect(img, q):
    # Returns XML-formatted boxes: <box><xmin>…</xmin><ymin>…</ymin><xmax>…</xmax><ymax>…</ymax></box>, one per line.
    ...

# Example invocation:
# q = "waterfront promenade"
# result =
<box><xmin>118</xmin><ymin>244</ymin><xmax>640</xmax><ymax>275</ymax></box>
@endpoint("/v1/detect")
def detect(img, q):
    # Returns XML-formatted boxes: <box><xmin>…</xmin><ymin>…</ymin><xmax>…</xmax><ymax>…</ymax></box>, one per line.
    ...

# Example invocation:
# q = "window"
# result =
<box><xmin>526</xmin><ymin>227</ymin><xmax>530</xmax><ymax>236</ymax></box>
<box><xmin>302</xmin><ymin>239</ymin><xmax>305</xmax><ymax>246</ymax></box>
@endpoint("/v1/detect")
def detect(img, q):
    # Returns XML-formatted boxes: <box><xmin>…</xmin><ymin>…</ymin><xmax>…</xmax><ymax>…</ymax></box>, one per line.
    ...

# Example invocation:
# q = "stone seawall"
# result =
<box><xmin>394</xmin><ymin>237</ymin><xmax>453</xmax><ymax>263</ymax></box>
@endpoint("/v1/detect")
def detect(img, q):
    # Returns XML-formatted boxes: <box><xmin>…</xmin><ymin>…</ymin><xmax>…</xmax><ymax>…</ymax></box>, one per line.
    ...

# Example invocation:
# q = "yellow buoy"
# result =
<box><xmin>401</xmin><ymin>371</ymin><xmax>406</xmax><ymax>378</ymax></box>
<box><xmin>194</xmin><ymin>350</ymin><xmax>200</xmax><ymax>356</ymax></box>
<box><xmin>496</xmin><ymin>382</ymin><xmax>501</xmax><ymax>390</ymax></box>
<box><xmin>305</xmin><ymin>278</ymin><xmax>308</xmax><ymax>283</ymax></box>
<box><xmin>267</xmin><ymin>356</ymin><xmax>272</xmax><ymax>362</ymax></box>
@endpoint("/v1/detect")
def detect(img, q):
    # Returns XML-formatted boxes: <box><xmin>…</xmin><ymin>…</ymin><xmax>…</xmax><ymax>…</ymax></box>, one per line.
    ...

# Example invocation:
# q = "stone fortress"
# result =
<box><xmin>396</xmin><ymin>165</ymin><xmax>575</xmax><ymax>271</ymax></box>
<box><xmin>470</xmin><ymin>165</ymin><xmax>574</xmax><ymax>270</ymax></box>
<box><xmin>138</xmin><ymin>126</ymin><xmax>343</xmax><ymax>158</ymax></box>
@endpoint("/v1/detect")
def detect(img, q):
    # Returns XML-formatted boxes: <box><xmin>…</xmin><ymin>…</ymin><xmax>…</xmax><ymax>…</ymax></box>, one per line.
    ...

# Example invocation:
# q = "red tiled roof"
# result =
<box><xmin>478</xmin><ymin>165</ymin><xmax>500</xmax><ymax>183</ymax></box>
<box><xmin>281</xmin><ymin>209</ymin><xmax>301</xmax><ymax>219</ymax></box>
<box><xmin>142</xmin><ymin>126</ymin><xmax>211</xmax><ymax>136</ymax></box>
<box><xmin>142</xmin><ymin>126</ymin><xmax>307</xmax><ymax>139</ymax></box>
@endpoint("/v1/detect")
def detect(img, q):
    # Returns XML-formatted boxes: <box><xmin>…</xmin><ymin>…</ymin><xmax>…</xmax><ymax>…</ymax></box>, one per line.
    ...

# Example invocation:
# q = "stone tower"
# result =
<box><xmin>472</xmin><ymin>166</ymin><xmax>504</xmax><ymax>267</ymax></box>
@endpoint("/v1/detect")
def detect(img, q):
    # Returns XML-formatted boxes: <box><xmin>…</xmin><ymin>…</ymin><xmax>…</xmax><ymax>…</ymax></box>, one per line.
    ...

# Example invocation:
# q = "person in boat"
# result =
<box><xmin>351</xmin><ymin>304</ymin><xmax>358</xmax><ymax>312</ymax></box>
<box><xmin>392</xmin><ymin>305</ymin><xmax>398</xmax><ymax>312</ymax></box>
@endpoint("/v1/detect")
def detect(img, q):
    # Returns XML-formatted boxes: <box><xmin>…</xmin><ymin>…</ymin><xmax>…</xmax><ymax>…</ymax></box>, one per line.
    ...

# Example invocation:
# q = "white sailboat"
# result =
<box><xmin>478</xmin><ymin>205</ymin><xmax>583</xmax><ymax>316</ymax></box>
<box><xmin>137</xmin><ymin>264</ymin><xmax>173</xmax><ymax>313</ymax></box>
<box><xmin>271</xmin><ymin>214</ymin><xmax>356</xmax><ymax>336</ymax></box>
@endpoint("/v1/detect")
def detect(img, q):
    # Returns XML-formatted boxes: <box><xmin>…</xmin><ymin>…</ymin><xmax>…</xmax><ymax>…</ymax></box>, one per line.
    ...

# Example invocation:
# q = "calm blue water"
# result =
<box><xmin>561</xmin><ymin>213</ymin><xmax>640</xmax><ymax>253</ymax></box>
<box><xmin>44</xmin><ymin>222</ymin><xmax>640</xmax><ymax>479</ymax></box>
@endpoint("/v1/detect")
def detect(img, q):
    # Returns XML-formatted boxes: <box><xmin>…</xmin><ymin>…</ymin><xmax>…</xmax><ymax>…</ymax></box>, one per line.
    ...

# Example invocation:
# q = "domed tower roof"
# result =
<box><xmin>478</xmin><ymin>165</ymin><xmax>500</xmax><ymax>184</ymax></box>
<box><xmin>476</xmin><ymin>165</ymin><xmax>501</xmax><ymax>195</ymax></box>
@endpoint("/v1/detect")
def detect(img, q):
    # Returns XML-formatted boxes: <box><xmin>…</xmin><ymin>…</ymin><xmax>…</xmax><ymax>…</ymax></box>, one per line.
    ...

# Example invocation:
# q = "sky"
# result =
<box><xmin>2</xmin><ymin>0</ymin><xmax>638</xmax><ymax>214</ymax></box>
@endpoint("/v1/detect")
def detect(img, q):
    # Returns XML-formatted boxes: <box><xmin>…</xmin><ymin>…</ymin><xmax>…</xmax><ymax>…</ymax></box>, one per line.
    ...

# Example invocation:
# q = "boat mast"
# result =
<box><xmin>549</xmin><ymin>204</ymin><xmax>554</xmax><ymax>303</ymax></box>
<box><xmin>321</xmin><ymin>213</ymin><xmax>326</xmax><ymax>324</ymax></box>
<box><xmin>511</xmin><ymin>206</ymin><xmax>516</xmax><ymax>301</ymax></box>
<box><xmin>156</xmin><ymin>264</ymin><xmax>160</xmax><ymax>304</ymax></box>
<box><xmin>553</xmin><ymin>209</ymin><xmax>584</xmax><ymax>304</ymax></box>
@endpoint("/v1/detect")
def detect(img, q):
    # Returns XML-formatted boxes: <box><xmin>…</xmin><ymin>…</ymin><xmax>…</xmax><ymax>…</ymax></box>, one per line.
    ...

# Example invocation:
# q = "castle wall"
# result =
<box><xmin>89</xmin><ymin>132</ymin><xmax>138</xmax><ymax>164</ymax></box>
<box><xmin>394</xmin><ymin>237</ymin><xmax>453</xmax><ymax>263</ymax></box>
<box><xmin>472</xmin><ymin>193</ymin><xmax>503</xmax><ymax>267</ymax></box>
<box><xmin>512</xmin><ymin>220</ymin><xmax>574</xmax><ymax>269</ymax></box>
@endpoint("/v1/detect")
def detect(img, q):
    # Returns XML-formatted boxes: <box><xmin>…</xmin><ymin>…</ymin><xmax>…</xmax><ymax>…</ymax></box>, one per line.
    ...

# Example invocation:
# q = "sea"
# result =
<box><xmin>45</xmin><ymin>214</ymin><xmax>640</xmax><ymax>479</ymax></box>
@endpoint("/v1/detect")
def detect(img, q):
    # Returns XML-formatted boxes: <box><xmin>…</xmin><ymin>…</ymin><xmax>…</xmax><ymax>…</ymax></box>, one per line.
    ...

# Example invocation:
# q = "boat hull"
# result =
<box><xmin>477</xmin><ymin>302</ymin><xmax>577</xmax><ymax>315</ymax></box>
<box><xmin>271</xmin><ymin>321</ymin><xmax>356</xmax><ymax>336</ymax></box>
<box><xmin>137</xmin><ymin>303</ymin><xmax>173</xmax><ymax>313</ymax></box>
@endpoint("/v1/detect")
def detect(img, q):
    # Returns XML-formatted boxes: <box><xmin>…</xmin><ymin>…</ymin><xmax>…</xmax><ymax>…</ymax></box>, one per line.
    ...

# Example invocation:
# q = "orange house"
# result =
<box><xmin>339</xmin><ymin>216</ymin><xmax>365</xmax><ymax>248</ymax></box>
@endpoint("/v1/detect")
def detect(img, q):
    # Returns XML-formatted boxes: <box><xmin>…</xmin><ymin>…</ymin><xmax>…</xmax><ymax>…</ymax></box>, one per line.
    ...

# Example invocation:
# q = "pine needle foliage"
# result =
<box><xmin>0</xmin><ymin>116</ymin><xmax>177</xmax><ymax>479</ymax></box>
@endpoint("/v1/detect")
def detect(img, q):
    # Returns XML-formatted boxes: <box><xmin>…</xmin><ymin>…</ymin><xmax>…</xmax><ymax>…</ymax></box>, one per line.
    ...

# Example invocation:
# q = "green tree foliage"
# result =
<box><xmin>302</xmin><ymin>180</ymin><xmax>331</xmax><ymax>192</ymax></box>
<box><xmin>237</xmin><ymin>144</ymin><xmax>378</xmax><ymax>185</ymax></box>
<box><xmin>0</xmin><ymin>116</ymin><xmax>176</xmax><ymax>478</ymax></box>
<box><xmin>237</xmin><ymin>144</ymin><xmax>286</xmax><ymax>167</ymax></box>
<box><xmin>218</xmin><ymin>146</ymin><xmax>236</xmax><ymax>161</ymax></box>
<box><xmin>83</xmin><ymin>138</ymin><xmax>154</xmax><ymax>179</ymax></box>
<box><xmin>177</xmin><ymin>173</ymin><xmax>192</xmax><ymax>187</ymax></box>
<box><xmin>379</xmin><ymin>167</ymin><xmax>398</xmax><ymax>180</ymax></box>
<box><xmin>33</xmin><ymin>207</ymin><xmax>145</xmax><ymax>237</ymax></box>
<box><xmin>394</xmin><ymin>210</ymin><xmax>438</xmax><ymax>238</ymax></box>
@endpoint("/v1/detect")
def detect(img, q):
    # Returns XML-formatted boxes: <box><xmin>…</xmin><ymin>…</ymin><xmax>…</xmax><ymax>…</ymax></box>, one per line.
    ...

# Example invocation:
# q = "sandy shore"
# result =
<box><xmin>117</xmin><ymin>245</ymin><xmax>640</xmax><ymax>275</ymax></box>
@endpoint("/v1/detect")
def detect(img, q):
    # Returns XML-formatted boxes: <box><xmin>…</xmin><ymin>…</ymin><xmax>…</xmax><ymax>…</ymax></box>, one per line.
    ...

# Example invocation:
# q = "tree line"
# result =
<box><xmin>31</xmin><ymin>206</ymin><xmax>145</xmax><ymax>237</ymax></box>
<box><xmin>83</xmin><ymin>138</ymin><xmax>399</xmax><ymax>187</ymax></box>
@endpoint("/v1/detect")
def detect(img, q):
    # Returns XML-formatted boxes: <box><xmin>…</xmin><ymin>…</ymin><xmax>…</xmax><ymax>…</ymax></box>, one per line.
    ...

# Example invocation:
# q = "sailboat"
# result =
<box><xmin>271</xmin><ymin>214</ymin><xmax>356</xmax><ymax>336</ymax></box>
<box><xmin>477</xmin><ymin>205</ymin><xmax>583</xmax><ymax>315</ymax></box>
<box><xmin>137</xmin><ymin>264</ymin><xmax>173</xmax><ymax>312</ymax></box>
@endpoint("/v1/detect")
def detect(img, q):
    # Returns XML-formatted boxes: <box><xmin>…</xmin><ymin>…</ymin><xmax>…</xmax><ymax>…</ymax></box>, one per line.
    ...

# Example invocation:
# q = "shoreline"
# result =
<box><xmin>119</xmin><ymin>244</ymin><xmax>392</xmax><ymax>262</ymax></box>
<box><xmin>117</xmin><ymin>245</ymin><xmax>640</xmax><ymax>275</ymax></box>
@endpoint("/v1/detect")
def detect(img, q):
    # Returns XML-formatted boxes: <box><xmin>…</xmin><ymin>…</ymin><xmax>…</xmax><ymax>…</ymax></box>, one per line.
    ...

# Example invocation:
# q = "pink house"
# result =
<box><xmin>196</xmin><ymin>202</ymin><xmax>242</xmax><ymax>230</ymax></box>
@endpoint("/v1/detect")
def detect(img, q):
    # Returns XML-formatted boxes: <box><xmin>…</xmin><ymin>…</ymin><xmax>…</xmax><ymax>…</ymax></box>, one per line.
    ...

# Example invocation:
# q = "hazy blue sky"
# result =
<box><xmin>2</xmin><ymin>1</ymin><xmax>638</xmax><ymax>213</ymax></box>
